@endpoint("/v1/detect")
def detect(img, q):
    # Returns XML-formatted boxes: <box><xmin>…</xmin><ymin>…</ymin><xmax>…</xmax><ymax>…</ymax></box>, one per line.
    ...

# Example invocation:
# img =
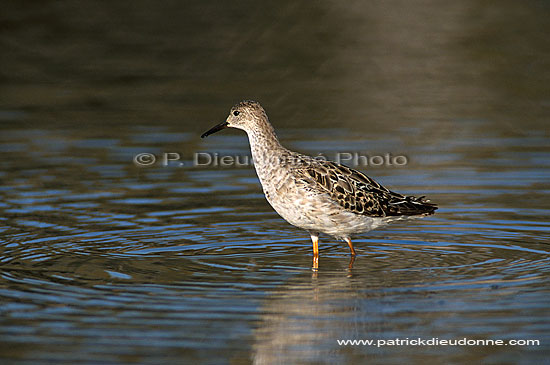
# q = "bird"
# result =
<box><xmin>201</xmin><ymin>100</ymin><xmax>437</xmax><ymax>269</ymax></box>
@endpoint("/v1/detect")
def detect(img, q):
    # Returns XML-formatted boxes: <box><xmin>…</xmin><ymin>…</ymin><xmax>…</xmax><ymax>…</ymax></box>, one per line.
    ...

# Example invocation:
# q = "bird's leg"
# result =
<box><xmin>345</xmin><ymin>237</ymin><xmax>356</xmax><ymax>257</ymax></box>
<box><xmin>311</xmin><ymin>233</ymin><xmax>319</xmax><ymax>270</ymax></box>
<box><xmin>348</xmin><ymin>255</ymin><xmax>355</xmax><ymax>270</ymax></box>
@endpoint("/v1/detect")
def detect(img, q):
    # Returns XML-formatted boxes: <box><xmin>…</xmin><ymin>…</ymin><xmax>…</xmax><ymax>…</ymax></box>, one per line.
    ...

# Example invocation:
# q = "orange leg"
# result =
<box><xmin>345</xmin><ymin>237</ymin><xmax>356</xmax><ymax>257</ymax></box>
<box><xmin>348</xmin><ymin>255</ymin><xmax>356</xmax><ymax>270</ymax></box>
<box><xmin>311</xmin><ymin>234</ymin><xmax>319</xmax><ymax>270</ymax></box>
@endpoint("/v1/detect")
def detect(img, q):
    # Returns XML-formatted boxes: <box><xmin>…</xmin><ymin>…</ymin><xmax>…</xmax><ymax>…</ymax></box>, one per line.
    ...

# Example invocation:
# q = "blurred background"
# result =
<box><xmin>1</xmin><ymin>1</ymin><xmax>549</xmax><ymax>364</ymax></box>
<box><xmin>2</xmin><ymin>0</ymin><xmax>548</xmax><ymax>131</ymax></box>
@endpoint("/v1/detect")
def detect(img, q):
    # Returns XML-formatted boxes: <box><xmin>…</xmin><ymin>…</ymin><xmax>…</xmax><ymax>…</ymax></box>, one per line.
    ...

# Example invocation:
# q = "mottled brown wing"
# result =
<box><xmin>296</xmin><ymin>159</ymin><xmax>437</xmax><ymax>217</ymax></box>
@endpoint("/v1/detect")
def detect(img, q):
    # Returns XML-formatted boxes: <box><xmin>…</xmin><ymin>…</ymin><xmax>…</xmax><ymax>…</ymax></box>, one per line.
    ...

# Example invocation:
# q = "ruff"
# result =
<box><xmin>201</xmin><ymin>100</ymin><xmax>437</xmax><ymax>269</ymax></box>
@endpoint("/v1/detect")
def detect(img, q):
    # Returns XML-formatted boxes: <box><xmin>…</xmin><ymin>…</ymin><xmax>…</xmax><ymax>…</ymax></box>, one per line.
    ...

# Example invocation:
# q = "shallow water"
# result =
<box><xmin>1</xmin><ymin>1</ymin><xmax>549</xmax><ymax>364</ymax></box>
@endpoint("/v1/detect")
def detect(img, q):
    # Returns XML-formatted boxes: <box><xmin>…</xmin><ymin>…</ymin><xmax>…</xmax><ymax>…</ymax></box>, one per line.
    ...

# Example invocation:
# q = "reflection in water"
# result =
<box><xmin>252</xmin><ymin>245</ymin><xmax>549</xmax><ymax>364</ymax></box>
<box><xmin>1</xmin><ymin>0</ymin><xmax>549</xmax><ymax>363</ymax></box>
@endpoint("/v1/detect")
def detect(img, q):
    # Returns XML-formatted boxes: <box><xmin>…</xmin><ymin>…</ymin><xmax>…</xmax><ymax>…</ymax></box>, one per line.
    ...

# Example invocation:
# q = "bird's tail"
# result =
<box><xmin>386</xmin><ymin>194</ymin><xmax>438</xmax><ymax>216</ymax></box>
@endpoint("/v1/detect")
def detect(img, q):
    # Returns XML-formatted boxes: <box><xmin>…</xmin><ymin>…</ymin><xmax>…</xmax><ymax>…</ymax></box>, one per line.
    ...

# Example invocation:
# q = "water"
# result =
<box><xmin>1</xmin><ymin>1</ymin><xmax>549</xmax><ymax>364</ymax></box>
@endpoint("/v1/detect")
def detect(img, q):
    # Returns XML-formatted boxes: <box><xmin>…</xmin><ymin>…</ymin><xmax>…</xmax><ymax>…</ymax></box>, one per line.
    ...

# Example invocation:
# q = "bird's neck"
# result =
<box><xmin>246</xmin><ymin>122</ymin><xmax>287</xmax><ymax>178</ymax></box>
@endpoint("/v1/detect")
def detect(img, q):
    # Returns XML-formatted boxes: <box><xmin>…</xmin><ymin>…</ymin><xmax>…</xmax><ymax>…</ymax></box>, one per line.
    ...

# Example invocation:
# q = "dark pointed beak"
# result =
<box><xmin>201</xmin><ymin>121</ymin><xmax>229</xmax><ymax>138</ymax></box>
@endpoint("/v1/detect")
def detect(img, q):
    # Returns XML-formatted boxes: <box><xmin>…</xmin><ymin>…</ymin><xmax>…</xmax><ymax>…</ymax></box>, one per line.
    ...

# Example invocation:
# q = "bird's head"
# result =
<box><xmin>201</xmin><ymin>100</ymin><xmax>268</xmax><ymax>138</ymax></box>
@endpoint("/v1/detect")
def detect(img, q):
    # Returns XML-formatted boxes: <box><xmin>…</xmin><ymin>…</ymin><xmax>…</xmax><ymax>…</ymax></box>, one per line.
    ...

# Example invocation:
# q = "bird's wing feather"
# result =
<box><xmin>292</xmin><ymin>156</ymin><xmax>437</xmax><ymax>217</ymax></box>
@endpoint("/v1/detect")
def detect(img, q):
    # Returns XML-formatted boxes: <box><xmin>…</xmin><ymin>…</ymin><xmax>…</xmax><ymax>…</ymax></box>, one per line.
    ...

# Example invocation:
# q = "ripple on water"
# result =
<box><xmin>1</xmin><ymin>210</ymin><xmax>548</xmax><ymax>293</ymax></box>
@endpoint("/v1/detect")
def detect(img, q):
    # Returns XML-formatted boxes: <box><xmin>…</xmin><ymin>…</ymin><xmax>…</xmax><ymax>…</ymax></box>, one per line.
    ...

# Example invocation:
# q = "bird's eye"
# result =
<box><xmin>233</xmin><ymin>110</ymin><xmax>240</xmax><ymax>116</ymax></box>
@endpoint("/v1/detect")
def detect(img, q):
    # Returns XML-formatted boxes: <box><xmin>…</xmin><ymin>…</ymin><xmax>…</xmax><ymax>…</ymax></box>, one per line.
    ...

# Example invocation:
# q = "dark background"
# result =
<box><xmin>2</xmin><ymin>0</ymin><xmax>548</xmax><ymax>134</ymax></box>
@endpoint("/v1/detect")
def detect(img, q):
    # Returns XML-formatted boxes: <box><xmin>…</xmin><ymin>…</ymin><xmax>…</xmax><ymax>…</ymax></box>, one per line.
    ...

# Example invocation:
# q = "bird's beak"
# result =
<box><xmin>201</xmin><ymin>121</ymin><xmax>229</xmax><ymax>138</ymax></box>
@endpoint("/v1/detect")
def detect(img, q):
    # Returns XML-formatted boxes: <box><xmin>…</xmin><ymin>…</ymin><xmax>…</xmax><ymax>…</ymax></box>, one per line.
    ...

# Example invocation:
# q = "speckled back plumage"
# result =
<box><xmin>294</xmin><ymin>158</ymin><xmax>436</xmax><ymax>217</ymax></box>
